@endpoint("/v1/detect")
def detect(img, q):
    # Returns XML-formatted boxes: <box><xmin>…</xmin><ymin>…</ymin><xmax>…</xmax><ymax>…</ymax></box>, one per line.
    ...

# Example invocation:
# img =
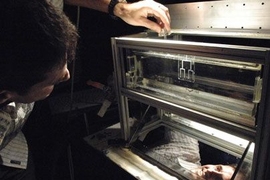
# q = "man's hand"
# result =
<box><xmin>114</xmin><ymin>0</ymin><xmax>171</xmax><ymax>35</ymax></box>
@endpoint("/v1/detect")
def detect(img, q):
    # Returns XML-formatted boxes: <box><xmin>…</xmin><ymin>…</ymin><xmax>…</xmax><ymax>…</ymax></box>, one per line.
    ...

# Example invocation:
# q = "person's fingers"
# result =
<box><xmin>145</xmin><ymin>4</ymin><xmax>171</xmax><ymax>33</ymax></box>
<box><xmin>139</xmin><ymin>17</ymin><xmax>164</xmax><ymax>33</ymax></box>
<box><xmin>118</xmin><ymin>1</ymin><xmax>171</xmax><ymax>34</ymax></box>
<box><xmin>155</xmin><ymin>3</ymin><xmax>171</xmax><ymax>23</ymax></box>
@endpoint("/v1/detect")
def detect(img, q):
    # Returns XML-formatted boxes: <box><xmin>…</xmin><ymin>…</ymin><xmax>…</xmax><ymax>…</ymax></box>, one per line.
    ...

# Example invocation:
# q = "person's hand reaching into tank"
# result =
<box><xmin>114</xmin><ymin>0</ymin><xmax>171</xmax><ymax>35</ymax></box>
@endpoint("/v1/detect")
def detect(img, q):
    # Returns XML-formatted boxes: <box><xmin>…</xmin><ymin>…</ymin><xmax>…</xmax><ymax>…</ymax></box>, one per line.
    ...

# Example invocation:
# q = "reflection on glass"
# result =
<box><xmin>165</xmin><ymin>112</ymin><xmax>255</xmax><ymax>154</ymax></box>
<box><xmin>124</xmin><ymin>49</ymin><xmax>262</xmax><ymax>127</ymax></box>
<box><xmin>133</xmin><ymin>126</ymin><xmax>252</xmax><ymax>180</ymax></box>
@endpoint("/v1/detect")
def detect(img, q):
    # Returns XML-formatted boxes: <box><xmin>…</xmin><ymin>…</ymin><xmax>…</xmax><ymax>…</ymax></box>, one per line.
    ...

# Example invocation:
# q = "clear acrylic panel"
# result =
<box><xmin>124</xmin><ymin>49</ymin><xmax>262</xmax><ymax>127</ymax></box>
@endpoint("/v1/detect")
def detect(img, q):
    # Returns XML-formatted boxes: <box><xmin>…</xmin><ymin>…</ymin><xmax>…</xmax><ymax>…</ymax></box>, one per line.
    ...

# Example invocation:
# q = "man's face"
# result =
<box><xmin>10</xmin><ymin>63</ymin><xmax>70</xmax><ymax>103</ymax></box>
<box><xmin>193</xmin><ymin>164</ymin><xmax>235</xmax><ymax>180</ymax></box>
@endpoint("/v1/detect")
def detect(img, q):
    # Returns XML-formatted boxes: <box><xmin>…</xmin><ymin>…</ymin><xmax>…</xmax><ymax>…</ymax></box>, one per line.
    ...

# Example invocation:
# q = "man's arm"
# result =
<box><xmin>64</xmin><ymin>0</ymin><xmax>171</xmax><ymax>34</ymax></box>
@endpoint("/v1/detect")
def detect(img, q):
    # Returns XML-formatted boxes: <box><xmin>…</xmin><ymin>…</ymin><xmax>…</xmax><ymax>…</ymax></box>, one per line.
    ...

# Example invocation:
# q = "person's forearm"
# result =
<box><xmin>64</xmin><ymin>0</ymin><xmax>171</xmax><ymax>34</ymax></box>
<box><xmin>64</xmin><ymin>0</ymin><xmax>111</xmax><ymax>13</ymax></box>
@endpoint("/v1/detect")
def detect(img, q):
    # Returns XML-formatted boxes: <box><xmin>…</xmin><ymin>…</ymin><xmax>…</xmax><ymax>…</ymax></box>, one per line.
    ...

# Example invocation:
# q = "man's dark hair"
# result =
<box><xmin>0</xmin><ymin>0</ymin><xmax>78</xmax><ymax>94</ymax></box>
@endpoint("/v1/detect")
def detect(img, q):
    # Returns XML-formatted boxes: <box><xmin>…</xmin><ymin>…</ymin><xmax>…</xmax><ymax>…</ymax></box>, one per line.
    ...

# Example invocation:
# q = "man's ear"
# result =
<box><xmin>0</xmin><ymin>90</ymin><xmax>13</xmax><ymax>104</ymax></box>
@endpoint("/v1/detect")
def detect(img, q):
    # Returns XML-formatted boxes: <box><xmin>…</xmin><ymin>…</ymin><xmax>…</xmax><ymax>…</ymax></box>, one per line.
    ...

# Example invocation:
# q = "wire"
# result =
<box><xmin>76</xmin><ymin>6</ymin><xmax>80</xmax><ymax>28</ymax></box>
<box><xmin>128</xmin><ymin>105</ymin><xmax>151</xmax><ymax>146</ymax></box>
<box><xmin>67</xmin><ymin>5</ymin><xmax>80</xmax><ymax>180</ymax></box>
<box><xmin>67</xmin><ymin>6</ymin><xmax>80</xmax><ymax>118</ymax></box>
<box><xmin>230</xmin><ymin>141</ymin><xmax>252</xmax><ymax>180</ymax></box>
